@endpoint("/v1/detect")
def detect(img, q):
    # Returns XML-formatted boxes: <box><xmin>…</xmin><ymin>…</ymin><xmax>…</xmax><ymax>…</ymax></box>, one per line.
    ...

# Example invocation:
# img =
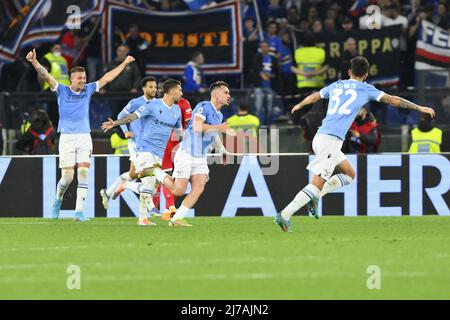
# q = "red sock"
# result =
<box><xmin>163</xmin><ymin>185</ymin><xmax>175</xmax><ymax>209</ymax></box>
<box><xmin>153</xmin><ymin>184</ymin><xmax>161</xmax><ymax>210</ymax></box>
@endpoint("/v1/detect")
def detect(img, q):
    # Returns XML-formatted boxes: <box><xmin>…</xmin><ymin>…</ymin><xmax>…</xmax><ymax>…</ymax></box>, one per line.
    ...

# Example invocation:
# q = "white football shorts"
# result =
<box><xmin>172</xmin><ymin>148</ymin><xmax>209</xmax><ymax>180</ymax></box>
<box><xmin>134</xmin><ymin>151</ymin><xmax>162</xmax><ymax>173</ymax></box>
<box><xmin>58</xmin><ymin>133</ymin><xmax>92</xmax><ymax>168</ymax></box>
<box><xmin>307</xmin><ymin>133</ymin><xmax>346</xmax><ymax>181</ymax></box>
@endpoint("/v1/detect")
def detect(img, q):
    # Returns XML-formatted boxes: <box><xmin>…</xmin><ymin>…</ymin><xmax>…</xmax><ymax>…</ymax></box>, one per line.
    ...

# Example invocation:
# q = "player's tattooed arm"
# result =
<box><xmin>101</xmin><ymin>113</ymin><xmax>138</xmax><ymax>132</ymax></box>
<box><xmin>380</xmin><ymin>94</ymin><xmax>435</xmax><ymax>118</ymax></box>
<box><xmin>26</xmin><ymin>48</ymin><xmax>58</xmax><ymax>91</ymax></box>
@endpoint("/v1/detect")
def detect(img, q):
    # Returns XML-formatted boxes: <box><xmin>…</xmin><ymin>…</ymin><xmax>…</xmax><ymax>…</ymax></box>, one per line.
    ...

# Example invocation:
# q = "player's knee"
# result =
<box><xmin>61</xmin><ymin>169</ymin><xmax>74</xmax><ymax>185</ymax></box>
<box><xmin>77</xmin><ymin>167</ymin><xmax>89</xmax><ymax>183</ymax></box>
<box><xmin>173</xmin><ymin>187</ymin><xmax>185</xmax><ymax>197</ymax></box>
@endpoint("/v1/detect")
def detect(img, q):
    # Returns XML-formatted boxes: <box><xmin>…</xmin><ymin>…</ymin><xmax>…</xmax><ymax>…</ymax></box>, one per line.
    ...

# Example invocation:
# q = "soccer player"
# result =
<box><xmin>26</xmin><ymin>48</ymin><xmax>135</xmax><ymax>221</ymax></box>
<box><xmin>99</xmin><ymin>76</ymin><xmax>158</xmax><ymax>210</ymax></box>
<box><xmin>101</xmin><ymin>79</ymin><xmax>183</xmax><ymax>226</ymax></box>
<box><xmin>158</xmin><ymin>94</ymin><xmax>192</xmax><ymax>221</ymax></box>
<box><xmin>141</xmin><ymin>81</ymin><xmax>233</xmax><ymax>227</ymax></box>
<box><xmin>275</xmin><ymin>56</ymin><xmax>435</xmax><ymax>232</ymax></box>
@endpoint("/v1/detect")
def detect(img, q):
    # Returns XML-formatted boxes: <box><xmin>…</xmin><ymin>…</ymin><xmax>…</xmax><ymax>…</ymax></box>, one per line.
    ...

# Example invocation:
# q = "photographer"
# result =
<box><xmin>16</xmin><ymin>109</ymin><xmax>56</xmax><ymax>155</ymax></box>
<box><xmin>343</xmin><ymin>106</ymin><xmax>380</xmax><ymax>154</ymax></box>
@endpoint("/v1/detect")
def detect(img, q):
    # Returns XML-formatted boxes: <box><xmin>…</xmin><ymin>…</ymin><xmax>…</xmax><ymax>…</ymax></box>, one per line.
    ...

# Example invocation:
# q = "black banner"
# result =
<box><xmin>0</xmin><ymin>154</ymin><xmax>449</xmax><ymax>218</ymax></box>
<box><xmin>104</xmin><ymin>0</ymin><xmax>242</xmax><ymax>75</ymax></box>
<box><xmin>295</xmin><ymin>25</ymin><xmax>402</xmax><ymax>86</ymax></box>
<box><xmin>0</xmin><ymin>0</ymin><xmax>103</xmax><ymax>64</ymax></box>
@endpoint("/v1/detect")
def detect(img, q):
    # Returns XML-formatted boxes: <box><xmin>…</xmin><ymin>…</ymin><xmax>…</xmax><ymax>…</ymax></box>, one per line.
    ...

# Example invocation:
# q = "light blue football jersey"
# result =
<box><xmin>54</xmin><ymin>82</ymin><xmax>98</xmax><ymax>133</ymax></box>
<box><xmin>317</xmin><ymin>79</ymin><xmax>385</xmax><ymax>140</ymax></box>
<box><xmin>134</xmin><ymin>98</ymin><xmax>182</xmax><ymax>158</ymax></box>
<box><xmin>181</xmin><ymin>101</ymin><xmax>223</xmax><ymax>158</ymax></box>
<box><xmin>117</xmin><ymin>95</ymin><xmax>151</xmax><ymax>143</ymax></box>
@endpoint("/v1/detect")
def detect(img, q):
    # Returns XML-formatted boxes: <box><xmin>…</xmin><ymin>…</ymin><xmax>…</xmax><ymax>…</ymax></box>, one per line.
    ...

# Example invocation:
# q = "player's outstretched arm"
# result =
<box><xmin>380</xmin><ymin>94</ymin><xmax>435</xmax><ymax>118</ymax></box>
<box><xmin>26</xmin><ymin>49</ymin><xmax>58</xmax><ymax>91</ymax></box>
<box><xmin>101</xmin><ymin>113</ymin><xmax>138</xmax><ymax>132</ymax></box>
<box><xmin>291</xmin><ymin>91</ymin><xmax>321</xmax><ymax>114</ymax></box>
<box><xmin>97</xmin><ymin>55</ymin><xmax>135</xmax><ymax>90</ymax></box>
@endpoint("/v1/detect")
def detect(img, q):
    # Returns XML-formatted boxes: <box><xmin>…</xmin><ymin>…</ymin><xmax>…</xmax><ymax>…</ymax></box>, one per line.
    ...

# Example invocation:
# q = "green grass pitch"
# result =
<box><xmin>0</xmin><ymin>216</ymin><xmax>449</xmax><ymax>299</ymax></box>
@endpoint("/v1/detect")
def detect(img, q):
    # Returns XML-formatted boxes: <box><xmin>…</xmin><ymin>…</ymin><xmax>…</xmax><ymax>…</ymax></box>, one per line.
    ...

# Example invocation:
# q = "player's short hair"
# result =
<box><xmin>70</xmin><ymin>66</ymin><xmax>85</xmax><ymax>77</ymax></box>
<box><xmin>162</xmin><ymin>79</ymin><xmax>181</xmax><ymax>94</ymax></box>
<box><xmin>209</xmin><ymin>81</ymin><xmax>229</xmax><ymax>93</ymax></box>
<box><xmin>350</xmin><ymin>56</ymin><xmax>369</xmax><ymax>77</ymax></box>
<box><xmin>141</xmin><ymin>76</ymin><xmax>157</xmax><ymax>88</ymax></box>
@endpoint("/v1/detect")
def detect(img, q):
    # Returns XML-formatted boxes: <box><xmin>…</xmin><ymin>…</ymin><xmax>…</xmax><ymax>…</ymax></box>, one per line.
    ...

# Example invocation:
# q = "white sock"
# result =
<box><xmin>139</xmin><ymin>177</ymin><xmax>156</xmax><ymax>218</ymax></box>
<box><xmin>139</xmin><ymin>193</ymin><xmax>151</xmax><ymax>219</ymax></box>
<box><xmin>125</xmin><ymin>181</ymin><xmax>142</xmax><ymax>195</ymax></box>
<box><xmin>75</xmin><ymin>167</ymin><xmax>89</xmax><ymax>213</ymax></box>
<box><xmin>172</xmin><ymin>204</ymin><xmax>190</xmax><ymax>220</ymax></box>
<box><xmin>106</xmin><ymin>172</ymin><xmax>132</xmax><ymax>197</ymax></box>
<box><xmin>56</xmin><ymin>169</ymin><xmax>74</xmax><ymax>201</ymax></box>
<box><xmin>319</xmin><ymin>174</ymin><xmax>353</xmax><ymax>198</ymax></box>
<box><xmin>154</xmin><ymin>167</ymin><xmax>169</xmax><ymax>183</ymax></box>
<box><xmin>281</xmin><ymin>184</ymin><xmax>320</xmax><ymax>220</ymax></box>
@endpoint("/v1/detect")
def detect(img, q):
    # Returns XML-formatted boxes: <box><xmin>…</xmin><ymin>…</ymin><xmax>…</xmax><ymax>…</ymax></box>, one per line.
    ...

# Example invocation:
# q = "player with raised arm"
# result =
<box><xmin>275</xmin><ymin>56</ymin><xmax>435</xmax><ymax>232</ymax></box>
<box><xmin>101</xmin><ymin>79</ymin><xmax>183</xmax><ymax>226</ymax></box>
<box><xmin>26</xmin><ymin>48</ymin><xmax>135</xmax><ymax>221</ymax></box>
<box><xmin>99</xmin><ymin>76</ymin><xmax>158</xmax><ymax>210</ymax></box>
<box><xmin>139</xmin><ymin>81</ymin><xmax>234</xmax><ymax>227</ymax></box>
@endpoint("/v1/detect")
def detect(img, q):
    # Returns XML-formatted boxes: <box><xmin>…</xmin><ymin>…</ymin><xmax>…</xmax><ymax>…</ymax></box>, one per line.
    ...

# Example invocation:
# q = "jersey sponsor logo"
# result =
<box><xmin>154</xmin><ymin>119</ymin><xmax>176</xmax><ymax>128</ymax></box>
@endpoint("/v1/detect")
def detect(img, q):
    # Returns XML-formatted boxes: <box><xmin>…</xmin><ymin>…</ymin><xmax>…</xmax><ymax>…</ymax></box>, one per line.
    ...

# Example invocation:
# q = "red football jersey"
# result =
<box><xmin>162</xmin><ymin>98</ymin><xmax>192</xmax><ymax>169</ymax></box>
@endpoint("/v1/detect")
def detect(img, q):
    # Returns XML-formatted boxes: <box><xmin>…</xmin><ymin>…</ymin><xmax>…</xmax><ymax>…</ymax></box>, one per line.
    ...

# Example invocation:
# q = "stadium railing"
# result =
<box><xmin>1</xmin><ymin>86</ymin><xmax>449</xmax><ymax>155</ymax></box>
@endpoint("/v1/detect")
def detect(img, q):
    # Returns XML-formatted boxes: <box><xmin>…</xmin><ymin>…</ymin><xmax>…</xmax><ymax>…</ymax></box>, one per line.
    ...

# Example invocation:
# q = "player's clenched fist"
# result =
<box><xmin>124</xmin><ymin>56</ymin><xmax>135</xmax><ymax>64</ymax></box>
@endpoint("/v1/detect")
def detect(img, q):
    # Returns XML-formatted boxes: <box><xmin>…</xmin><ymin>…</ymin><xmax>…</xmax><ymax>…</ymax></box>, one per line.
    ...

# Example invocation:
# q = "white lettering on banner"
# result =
<box><xmin>421</xmin><ymin>20</ymin><xmax>450</xmax><ymax>48</ymax></box>
<box><xmin>367</xmin><ymin>155</ymin><xmax>402</xmax><ymax>216</ymax></box>
<box><xmin>222</xmin><ymin>155</ymin><xmax>276</xmax><ymax>217</ymax></box>
<box><xmin>410</xmin><ymin>155</ymin><xmax>450</xmax><ymax>216</ymax></box>
<box><xmin>0</xmin><ymin>158</ymin><xmax>11</xmax><ymax>185</ymax></box>
<box><xmin>28</xmin><ymin>155</ymin><xmax>448</xmax><ymax>217</ymax></box>
<box><xmin>308</xmin><ymin>155</ymin><xmax>358</xmax><ymax>216</ymax></box>
<box><xmin>42</xmin><ymin>157</ymin><xmax>95</xmax><ymax>218</ymax></box>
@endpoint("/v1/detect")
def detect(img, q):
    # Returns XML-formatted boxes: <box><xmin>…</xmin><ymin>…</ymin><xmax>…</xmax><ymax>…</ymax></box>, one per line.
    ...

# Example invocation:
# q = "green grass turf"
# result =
<box><xmin>0</xmin><ymin>216</ymin><xmax>449</xmax><ymax>299</ymax></box>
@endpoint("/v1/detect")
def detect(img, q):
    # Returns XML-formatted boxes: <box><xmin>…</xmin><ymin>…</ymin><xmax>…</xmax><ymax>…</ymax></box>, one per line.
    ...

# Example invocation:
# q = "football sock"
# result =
<box><xmin>154</xmin><ymin>167</ymin><xmax>169</xmax><ymax>183</ymax></box>
<box><xmin>75</xmin><ymin>167</ymin><xmax>89</xmax><ymax>213</ymax></box>
<box><xmin>163</xmin><ymin>185</ymin><xmax>175</xmax><ymax>209</ymax></box>
<box><xmin>56</xmin><ymin>169</ymin><xmax>74</xmax><ymax>201</ymax></box>
<box><xmin>153</xmin><ymin>184</ymin><xmax>161</xmax><ymax>209</ymax></box>
<box><xmin>172</xmin><ymin>204</ymin><xmax>190</xmax><ymax>220</ymax></box>
<box><xmin>106</xmin><ymin>172</ymin><xmax>132</xmax><ymax>197</ymax></box>
<box><xmin>139</xmin><ymin>177</ymin><xmax>156</xmax><ymax>218</ymax></box>
<box><xmin>281</xmin><ymin>184</ymin><xmax>320</xmax><ymax>220</ymax></box>
<box><xmin>319</xmin><ymin>174</ymin><xmax>353</xmax><ymax>197</ymax></box>
<box><xmin>125</xmin><ymin>181</ymin><xmax>142</xmax><ymax>195</ymax></box>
